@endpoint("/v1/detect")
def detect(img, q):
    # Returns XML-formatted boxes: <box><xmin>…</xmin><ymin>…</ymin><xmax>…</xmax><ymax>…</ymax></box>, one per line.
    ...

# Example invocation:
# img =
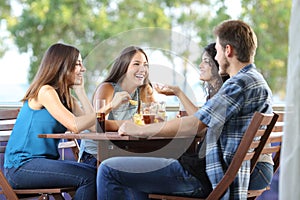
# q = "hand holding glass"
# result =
<box><xmin>95</xmin><ymin>99</ymin><xmax>106</xmax><ymax>133</ymax></box>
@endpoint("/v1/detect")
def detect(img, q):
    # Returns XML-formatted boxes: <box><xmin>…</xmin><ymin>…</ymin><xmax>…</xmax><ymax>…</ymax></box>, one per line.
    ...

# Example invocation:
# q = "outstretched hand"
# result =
<box><xmin>154</xmin><ymin>84</ymin><xmax>181</xmax><ymax>96</ymax></box>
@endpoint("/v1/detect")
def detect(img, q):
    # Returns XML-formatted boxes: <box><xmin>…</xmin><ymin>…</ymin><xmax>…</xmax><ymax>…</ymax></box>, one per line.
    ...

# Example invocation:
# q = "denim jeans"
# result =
<box><xmin>97</xmin><ymin>157</ymin><xmax>211</xmax><ymax>200</ymax></box>
<box><xmin>249</xmin><ymin>162</ymin><xmax>274</xmax><ymax>190</ymax></box>
<box><xmin>80</xmin><ymin>151</ymin><xmax>98</xmax><ymax>167</ymax></box>
<box><xmin>5</xmin><ymin>158</ymin><xmax>97</xmax><ymax>200</ymax></box>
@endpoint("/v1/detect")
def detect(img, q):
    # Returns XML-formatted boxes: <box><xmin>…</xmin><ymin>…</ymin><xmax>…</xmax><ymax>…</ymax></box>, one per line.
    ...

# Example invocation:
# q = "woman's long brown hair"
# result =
<box><xmin>103</xmin><ymin>46</ymin><xmax>149</xmax><ymax>84</ymax></box>
<box><xmin>22</xmin><ymin>43</ymin><xmax>80</xmax><ymax>110</ymax></box>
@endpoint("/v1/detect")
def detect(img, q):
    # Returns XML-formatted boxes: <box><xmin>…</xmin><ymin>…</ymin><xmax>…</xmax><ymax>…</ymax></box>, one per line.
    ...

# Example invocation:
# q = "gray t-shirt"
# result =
<box><xmin>79</xmin><ymin>82</ymin><xmax>140</xmax><ymax>158</ymax></box>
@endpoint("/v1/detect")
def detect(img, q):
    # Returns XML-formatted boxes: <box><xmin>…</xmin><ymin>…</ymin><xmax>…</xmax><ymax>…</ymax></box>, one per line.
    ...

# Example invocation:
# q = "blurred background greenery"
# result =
<box><xmin>0</xmin><ymin>0</ymin><xmax>291</xmax><ymax>104</ymax></box>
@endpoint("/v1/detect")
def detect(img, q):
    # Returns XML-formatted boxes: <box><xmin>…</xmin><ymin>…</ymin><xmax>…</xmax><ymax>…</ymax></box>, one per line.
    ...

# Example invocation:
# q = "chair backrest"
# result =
<box><xmin>205</xmin><ymin>112</ymin><xmax>278</xmax><ymax>200</ymax></box>
<box><xmin>0</xmin><ymin>108</ymin><xmax>19</xmax><ymax>129</ymax></box>
<box><xmin>251</xmin><ymin>111</ymin><xmax>283</xmax><ymax>174</ymax></box>
<box><xmin>0</xmin><ymin>109</ymin><xmax>20</xmax><ymax>154</ymax></box>
<box><xmin>247</xmin><ymin>111</ymin><xmax>283</xmax><ymax>199</ymax></box>
<box><xmin>268</xmin><ymin>111</ymin><xmax>284</xmax><ymax>174</ymax></box>
<box><xmin>58</xmin><ymin>138</ymin><xmax>80</xmax><ymax>161</ymax></box>
<box><xmin>249</xmin><ymin>112</ymin><xmax>283</xmax><ymax>174</ymax></box>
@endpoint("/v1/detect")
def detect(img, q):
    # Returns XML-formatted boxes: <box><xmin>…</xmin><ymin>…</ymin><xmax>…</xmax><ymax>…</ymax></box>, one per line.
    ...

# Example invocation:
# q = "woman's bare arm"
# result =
<box><xmin>36</xmin><ymin>85</ymin><xmax>95</xmax><ymax>133</ymax></box>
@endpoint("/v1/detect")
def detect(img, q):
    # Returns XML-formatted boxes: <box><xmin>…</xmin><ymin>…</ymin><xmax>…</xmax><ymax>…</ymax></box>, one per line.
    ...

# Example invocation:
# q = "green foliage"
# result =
<box><xmin>5</xmin><ymin>0</ymin><xmax>172</xmax><ymax>87</ymax></box>
<box><xmin>1</xmin><ymin>0</ymin><xmax>291</xmax><ymax>98</ymax></box>
<box><xmin>240</xmin><ymin>0</ymin><xmax>291</xmax><ymax>97</ymax></box>
<box><xmin>0</xmin><ymin>0</ymin><xmax>11</xmax><ymax>57</ymax></box>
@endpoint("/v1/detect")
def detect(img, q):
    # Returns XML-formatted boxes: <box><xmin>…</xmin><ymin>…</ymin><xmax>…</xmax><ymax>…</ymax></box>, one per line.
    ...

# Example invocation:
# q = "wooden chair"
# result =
<box><xmin>58</xmin><ymin>138</ymin><xmax>80</xmax><ymax>161</ymax></box>
<box><xmin>0</xmin><ymin>109</ymin><xmax>76</xmax><ymax>200</ymax></box>
<box><xmin>149</xmin><ymin>112</ymin><xmax>279</xmax><ymax>200</ymax></box>
<box><xmin>247</xmin><ymin>111</ymin><xmax>284</xmax><ymax>199</ymax></box>
<box><xmin>0</xmin><ymin>109</ymin><xmax>19</xmax><ymax>156</ymax></box>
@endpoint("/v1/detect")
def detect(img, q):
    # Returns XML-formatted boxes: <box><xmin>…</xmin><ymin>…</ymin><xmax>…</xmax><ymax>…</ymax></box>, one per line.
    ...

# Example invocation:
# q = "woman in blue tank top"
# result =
<box><xmin>4</xmin><ymin>43</ymin><xmax>97</xmax><ymax>200</ymax></box>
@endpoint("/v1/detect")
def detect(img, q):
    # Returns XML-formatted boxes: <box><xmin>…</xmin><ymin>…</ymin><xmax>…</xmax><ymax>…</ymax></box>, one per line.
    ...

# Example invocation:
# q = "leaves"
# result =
<box><xmin>0</xmin><ymin>0</ymin><xmax>291</xmax><ymax>98</ymax></box>
<box><xmin>241</xmin><ymin>0</ymin><xmax>291</xmax><ymax>95</ymax></box>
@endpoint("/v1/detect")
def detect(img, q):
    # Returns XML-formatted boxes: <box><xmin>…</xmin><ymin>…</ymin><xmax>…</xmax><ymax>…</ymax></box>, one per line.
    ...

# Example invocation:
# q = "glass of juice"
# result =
<box><xmin>142</xmin><ymin>102</ymin><xmax>158</xmax><ymax>124</ymax></box>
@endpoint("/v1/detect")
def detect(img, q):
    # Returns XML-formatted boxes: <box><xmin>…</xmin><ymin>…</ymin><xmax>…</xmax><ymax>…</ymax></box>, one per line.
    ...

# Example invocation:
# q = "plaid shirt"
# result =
<box><xmin>195</xmin><ymin>64</ymin><xmax>273</xmax><ymax>199</ymax></box>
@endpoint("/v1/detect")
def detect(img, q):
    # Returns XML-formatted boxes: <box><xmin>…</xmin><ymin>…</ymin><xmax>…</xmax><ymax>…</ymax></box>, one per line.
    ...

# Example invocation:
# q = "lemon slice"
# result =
<box><xmin>133</xmin><ymin>113</ymin><xmax>144</xmax><ymax>125</ymax></box>
<box><xmin>129</xmin><ymin>100</ymin><xmax>138</xmax><ymax>106</ymax></box>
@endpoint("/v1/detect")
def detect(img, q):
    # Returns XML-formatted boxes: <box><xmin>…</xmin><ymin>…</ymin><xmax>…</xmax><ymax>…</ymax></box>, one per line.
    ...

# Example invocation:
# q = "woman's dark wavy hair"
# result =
<box><xmin>203</xmin><ymin>42</ymin><xmax>229</xmax><ymax>100</ymax></box>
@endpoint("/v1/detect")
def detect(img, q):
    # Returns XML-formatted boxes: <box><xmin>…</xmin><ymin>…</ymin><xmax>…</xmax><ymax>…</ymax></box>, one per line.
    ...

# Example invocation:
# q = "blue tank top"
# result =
<box><xmin>4</xmin><ymin>101</ymin><xmax>67</xmax><ymax>168</ymax></box>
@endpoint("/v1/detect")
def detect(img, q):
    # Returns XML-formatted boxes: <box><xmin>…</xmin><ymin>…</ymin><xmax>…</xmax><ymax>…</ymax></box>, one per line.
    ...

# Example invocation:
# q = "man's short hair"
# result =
<box><xmin>214</xmin><ymin>20</ymin><xmax>257</xmax><ymax>63</ymax></box>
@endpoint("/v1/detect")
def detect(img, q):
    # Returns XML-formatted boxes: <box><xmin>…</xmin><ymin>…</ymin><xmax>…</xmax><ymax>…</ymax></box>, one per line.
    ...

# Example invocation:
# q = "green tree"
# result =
<box><xmin>3</xmin><ymin>0</ymin><xmax>208</xmax><ymax>96</ymax></box>
<box><xmin>5</xmin><ymin>0</ymin><xmax>171</xmax><ymax>81</ymax></box>
<box><xmin>2</xmin><ymin>0</ymin><xmax>290</xmax><ymax>99</ymax></box>
<box><xmin>241</xmin><ymin>0</ymin><xmax>291</xmax><ymax>98</ymax></box>
<box><xmin>0</xmin><ymin>0</ymin><xmax>11</xmax><ymax>57</ymax></box>
<box><xmin>160</xmin><ymin>0</ymin><xmax>231</xmax><ymax>96</ymax></box>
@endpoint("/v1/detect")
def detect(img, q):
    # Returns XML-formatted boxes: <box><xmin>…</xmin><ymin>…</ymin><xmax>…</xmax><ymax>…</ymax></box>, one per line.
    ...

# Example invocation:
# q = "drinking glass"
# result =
<box><xmin>157</xmin><ymin>101</ymin><xmax>167</xmax><ymax>122</ymax></box>
<box><xmin>178</xmin><ymin>102</ymin><xmax>188</xmax><ymax>117</ymax></box>
<box><xmin>95</xmin><ymin>99</ymin><xmax>106</xmax><ymax>133</ymax></box>
<box><xmin>142</xmin><ymin>102</ymin><xmax>158</xmax><ymax>124</ymax></box>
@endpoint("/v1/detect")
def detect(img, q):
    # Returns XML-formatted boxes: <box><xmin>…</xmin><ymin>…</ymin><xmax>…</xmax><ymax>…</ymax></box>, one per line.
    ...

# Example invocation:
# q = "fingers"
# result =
<box><xmin>154</xmin><ymin>83</ymin><xmax>175</xmax><ymax>96</ymax></box>
<box><xmin>118</xmin><ymin>127</ymin><xmax>126</xmax><ymax>135</ymax></box>
<box><xmin>116</xmin><ymin>91</ymin><xmax>131</xmax><ymax>100</ymax></box>
<box><xmin>118</xmin><ymin>121</ymin><xmax>140</xmax><ymax>135</ymax></box>
<box><xmin>118</xmin><ymin>121</ymin><xmax>131</xmax><ymax>135</ymax></box>
<box><xmin>111</xmin><ymin>92</ymin><xmax>130</xmax><ymax>108</ymax></box>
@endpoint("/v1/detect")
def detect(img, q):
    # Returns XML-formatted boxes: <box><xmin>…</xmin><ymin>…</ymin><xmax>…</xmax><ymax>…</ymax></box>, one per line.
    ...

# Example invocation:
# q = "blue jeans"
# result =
<box><xmin>5</xmin><ymin>158</ymin><xmax>97</xmax><ymax>200</ymax></box>
<box><xmin>97</xmin><ymin>157</ymin><xmax>211</xmax><ymax>200</ymax></box>
<box><xmin>80</xmin><ymin>151</ymin><xmax>98</xmax><ymax>167</ymax></box>
<box><xmin>249</xmin><ymin>162</ymin><xmax>273</xmax><ymax>190</ymax></box>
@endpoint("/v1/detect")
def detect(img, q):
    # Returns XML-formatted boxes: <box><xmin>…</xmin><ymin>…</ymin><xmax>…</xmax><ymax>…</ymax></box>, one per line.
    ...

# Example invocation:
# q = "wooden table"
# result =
<box><xmin>38</xmin><ymin>132</ymin><xmax>197</xmax><ymax>162</ymax></box>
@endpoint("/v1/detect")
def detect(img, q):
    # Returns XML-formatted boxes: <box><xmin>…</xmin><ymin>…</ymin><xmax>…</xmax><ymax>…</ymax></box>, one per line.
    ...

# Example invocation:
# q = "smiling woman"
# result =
<box><xmin>3</xmin><ymin>43</ymin><xmax>97</xmax><ymax>199</ymax></box>
<box><xmin>78</xmin><ymin>45</ymin><xmax>156</xmax><ymax>167</ymax></box>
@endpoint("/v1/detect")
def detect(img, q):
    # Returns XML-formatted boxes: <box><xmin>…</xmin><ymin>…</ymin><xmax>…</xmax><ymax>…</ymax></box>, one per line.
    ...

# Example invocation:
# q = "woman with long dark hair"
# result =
<box><xmin>79</xmin><ymin>46</ymin><xmax>155</xmax><ymax>166</ymax></box>
<box><xmin>4</xmin><ymin>43</ymin><xmax>96</xmax><ymax>200</ymax></box>
<box><xmin>155</xmin><ymin>42</ymin><xmax>229</xmax><ymax>116</ymax></box>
